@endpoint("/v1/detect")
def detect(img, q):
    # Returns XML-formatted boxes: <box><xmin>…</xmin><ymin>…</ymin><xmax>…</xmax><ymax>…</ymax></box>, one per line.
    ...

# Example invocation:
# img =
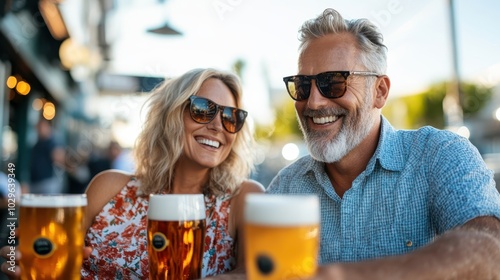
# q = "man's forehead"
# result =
<box><xmin>298</xmin><ymin>34</ymin><xmax>360</xmax><ymax>74</ymax></box>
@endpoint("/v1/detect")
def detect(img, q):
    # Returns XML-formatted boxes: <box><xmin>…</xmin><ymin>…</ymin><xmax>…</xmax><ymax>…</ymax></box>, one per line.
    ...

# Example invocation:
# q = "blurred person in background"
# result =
<box><xmin>28</xmin><ymin>118</ymin><xmax>66</xmax><ymax>194</ymax></box>
<box><xmin>1</xmin><ymin>68</ymin><xmax>264</xmax><ymax>279</ymax></box>
<box><xmin>268</xmin><ymin>8</ymin><xmax>500</xmax><ymax>279</ymax></box>
<box><xmin>66</xmin><ymin>140</ymin><xmax>135</xmax><ymax>194</ymax></box>
<box><xmin>108</xmin><ymin>140</ymin><xmax>135</xmax><ymax>173</ymax></box>
<box><xmin>86</xmin><ymin>145</ymin><xmax>112</xmax><ymax>180</ymax></box>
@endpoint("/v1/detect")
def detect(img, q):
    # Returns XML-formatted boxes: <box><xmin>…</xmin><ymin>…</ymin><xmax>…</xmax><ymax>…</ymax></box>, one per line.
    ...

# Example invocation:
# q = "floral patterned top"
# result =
<box><xmin>81</xmin><ymin>178</ymin><xmax>236</xmax><ymax>279</ymax></box>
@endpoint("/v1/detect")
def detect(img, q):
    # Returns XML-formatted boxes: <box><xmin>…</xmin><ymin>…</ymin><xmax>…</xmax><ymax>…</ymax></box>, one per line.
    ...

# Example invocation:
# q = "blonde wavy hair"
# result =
<box><xmin>134</xmin><ymin>68</ymin><xmax>255</xmax><ymax>196</ymax></box>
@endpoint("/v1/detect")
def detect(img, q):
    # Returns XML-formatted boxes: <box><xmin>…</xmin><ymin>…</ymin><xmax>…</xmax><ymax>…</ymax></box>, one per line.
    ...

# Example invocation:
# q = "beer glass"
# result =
<box><xmin>19</xmin><ymin>194</ymin><xmax>87</xmax><ymax>280</ymax></box>
<box><xmin>147</xmin><ymin>194</ymin><xmax>206</xmax><ymax>280</ymax></box>
<box><xmin>245</xmin><ymin>194</ymin><xmax>320</xmax><ymax>280</ymax></box>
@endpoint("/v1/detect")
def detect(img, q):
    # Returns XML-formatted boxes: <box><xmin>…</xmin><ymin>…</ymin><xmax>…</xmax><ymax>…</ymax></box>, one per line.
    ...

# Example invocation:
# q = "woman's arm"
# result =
<box><xmin>84</xmin><ymin>169</ymin><xmax>132</xmax><ymax>230</ymax></box>
<box><xmin>215</xmin><ymin>179</ymin><xmax>265</xmax><ymax>279</ymax></box>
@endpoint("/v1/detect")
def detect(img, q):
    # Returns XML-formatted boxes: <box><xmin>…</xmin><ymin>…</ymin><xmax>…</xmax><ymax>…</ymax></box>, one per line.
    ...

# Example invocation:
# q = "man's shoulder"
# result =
<box><xmin>267</xmin><ymin>155</ymin><xmax>316</xmax><ymax>194</ymax></box>
<box><xmin>279</xmin><ymin>155</ymin><xmax>314</xmax><ymax>175</ymax></box>
<box><xmin>394</xmin><ymin>125</ymin><xmax>465</xmax><ymax>147</ymax></box>
<box><xmin>381</xmin><ymin>117</ymin><xmax>458</xmax><ymax>149</ymax></box>
<box><xmin>378</xmin><ymin>121</ymin><xmax>472</xmax><ymax>169</ymax></box>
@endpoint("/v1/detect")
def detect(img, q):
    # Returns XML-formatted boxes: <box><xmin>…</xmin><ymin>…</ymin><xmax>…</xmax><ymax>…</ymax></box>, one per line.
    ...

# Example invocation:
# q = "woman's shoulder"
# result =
<box><xmin>229</xmin><ymin>179</ymin><xmax>265</xmax><ymax>204</ymax></box>
<box><xmin>85</xmin><ymin>169</ymin><xmax>134</xmax><ymax>194</ymax></box>
<box><xmin>84</xmin><ymin>169</ymin><xmax>135</xmax><ymax>229</ymax></box>
<box><xmin>224</xmin><ymin>179</ymin><xmax>265</xmax><ymax>242</ymax></box>
<box><xmin>238</xmin><ymin>179</ymin><xmax>265</xmax><ymax>194</ymax></box>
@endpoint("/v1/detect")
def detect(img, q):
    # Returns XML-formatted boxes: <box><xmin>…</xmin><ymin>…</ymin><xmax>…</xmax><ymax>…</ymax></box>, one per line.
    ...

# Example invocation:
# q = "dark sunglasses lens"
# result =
<box><xmin>287</xmin><ymin>77</ymin><xmax>311</xmax><ymax>101</ymax></box>
<box><xmin>317</xmin><ymin>72</ymin><xmax>346</xmax><ymax>98</ymax></box>
<box><xmin>190</xmin><ymin>98</ymin><xmax>217</xmax><ymax>123</ymax></box>
<box><xmin>222</xmin><ymin>107</ymin><xmax>247</xmax><ymax>133</ymax></box>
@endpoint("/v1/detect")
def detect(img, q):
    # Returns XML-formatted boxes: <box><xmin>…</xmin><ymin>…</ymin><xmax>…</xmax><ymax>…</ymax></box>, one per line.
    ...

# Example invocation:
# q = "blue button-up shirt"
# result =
<box><xmin>267</xmin><ymin>116</ymin><xmax>500</xmax><ymax>264</ymax></box>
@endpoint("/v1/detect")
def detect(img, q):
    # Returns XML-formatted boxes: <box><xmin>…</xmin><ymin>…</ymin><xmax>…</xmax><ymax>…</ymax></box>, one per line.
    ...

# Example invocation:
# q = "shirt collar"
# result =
<box><xmin>369</xmin><ymin>115</ymin><xmax>405</xmax><ymax>172</ymax></box>
<box><xmin>301</xmin><ymin>115</ymin><xmax>404</xmax><ymax>178</ymax></box>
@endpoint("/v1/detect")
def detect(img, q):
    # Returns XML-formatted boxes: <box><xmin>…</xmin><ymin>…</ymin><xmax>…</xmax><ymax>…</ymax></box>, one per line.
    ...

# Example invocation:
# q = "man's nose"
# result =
<box><xmin>306</xmin><ymin>79</ymin><xmax>329</xmax><ymax>109</ymax></box>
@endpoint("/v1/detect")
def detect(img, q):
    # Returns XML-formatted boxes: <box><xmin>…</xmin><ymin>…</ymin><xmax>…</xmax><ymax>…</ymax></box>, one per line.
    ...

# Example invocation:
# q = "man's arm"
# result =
<box><xmin>316</xmin><ymin>216</ymin><xmax>500</xmax><ymax>280</ymax></box>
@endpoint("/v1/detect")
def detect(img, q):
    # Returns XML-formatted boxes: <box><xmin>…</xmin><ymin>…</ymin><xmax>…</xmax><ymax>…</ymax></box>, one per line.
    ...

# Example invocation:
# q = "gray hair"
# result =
<box><xmin>298</xmin><ymin>8</ymin><xmax>388</xmax><ymax>75</ymax></box>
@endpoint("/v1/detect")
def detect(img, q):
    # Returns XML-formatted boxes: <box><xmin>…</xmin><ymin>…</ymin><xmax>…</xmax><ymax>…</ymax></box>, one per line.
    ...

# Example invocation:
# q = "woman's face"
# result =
<box><xmin>181</xmin><ymin>78</ymin><xmax>238</xmax><ymax>169</ymax></box>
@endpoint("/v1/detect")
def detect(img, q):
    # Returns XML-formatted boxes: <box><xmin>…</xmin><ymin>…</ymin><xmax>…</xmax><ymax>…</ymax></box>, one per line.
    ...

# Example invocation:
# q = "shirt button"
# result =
<box><xmin>405</xmin><ymin>240</ymin><xmax>413</xmax><ymax>247</ymax></box>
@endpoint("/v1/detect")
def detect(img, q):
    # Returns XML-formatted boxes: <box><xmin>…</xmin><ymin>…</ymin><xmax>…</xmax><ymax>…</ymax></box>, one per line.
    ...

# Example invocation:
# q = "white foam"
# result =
<box><xmin>148</xmin><ymin>194</ymin><xmax>206</xmax><ymax>221</ymax></box>
<box><xmin>20</xmin><ymin>194</ymin><xmax>87</xmax><ymax>207</ymax></box>
<box><xmin>245</xmin><ymin>194</ymin><xmax>320</xmax><ymax>226</ymax></box>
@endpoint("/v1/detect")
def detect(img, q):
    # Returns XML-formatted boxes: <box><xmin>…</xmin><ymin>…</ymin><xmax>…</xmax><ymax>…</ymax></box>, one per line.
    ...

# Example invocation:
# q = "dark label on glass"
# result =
<box><xmin>257</xmin><ymin>254</ymin><xmax>274</xmax><ymax>275</ymax></box>
<box><xmin>152</xmin><ymin>232</ymin><xmax>168</xmax><ymax>251</ymax></box>
<box><xmin>33</xmin><ymin>237</ymin><xmax>54</xmax><ymax>258</ymax></box>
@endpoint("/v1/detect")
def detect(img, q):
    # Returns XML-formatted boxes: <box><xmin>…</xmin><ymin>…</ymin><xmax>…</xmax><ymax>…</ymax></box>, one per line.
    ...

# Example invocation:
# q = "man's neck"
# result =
<box><xmin>324</xmin><ymin>119</ymin><xmax>382</xmax><ymax>198</ymax></box>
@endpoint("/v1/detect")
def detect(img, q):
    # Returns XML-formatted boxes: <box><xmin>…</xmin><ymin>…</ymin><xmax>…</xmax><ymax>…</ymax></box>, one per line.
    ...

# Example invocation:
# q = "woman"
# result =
<box><xmin>1</xmin><ymin>68</ymin><xmax>264</xmax><ymax>279</ymax></box>
<box><xmin>82</xmin><ymin>68</ymin><xmax>264</xmax><ymax>279</ymax></box>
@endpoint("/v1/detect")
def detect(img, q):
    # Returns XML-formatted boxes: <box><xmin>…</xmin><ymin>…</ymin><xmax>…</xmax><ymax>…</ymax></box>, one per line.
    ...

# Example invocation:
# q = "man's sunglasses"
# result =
<box><xmin>283</xmin><ymin>71</ymin><xmax>380</xmax><ymax>101</ymax></box>
<box><xmin>188</xmin><ymin>96</ymin><xmax>248</xmax><ymax>134</ymax></box>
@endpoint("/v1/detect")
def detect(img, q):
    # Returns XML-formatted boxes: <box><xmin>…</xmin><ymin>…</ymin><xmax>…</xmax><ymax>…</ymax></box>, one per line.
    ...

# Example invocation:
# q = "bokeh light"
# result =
<box><xmin>456</xmin><ymin>126</ymin><xmax>470</xmax><ymax>139</ymax></box>
<box><xmin>32</xmin><ymin>98</ymin><xmax>44</xmax><ymax>111</ymax></box>
<box><xmin>43</xmin><ymin>102</ymin><xmax>56</xmax><ymax>120</ymax></box>
<box><xmin>282</xmin><ymin>143</ymin><xmax>299</xmax><ymax>161</ymax></box>
<box><xmin>16</xmin><ymin>81</ymin><xmax>31</xmax><ymax>95</ymax></box>
<box><xmin>6</xmin><ymin>76</ymin><xmax>17</xmax><ymax>89</ymax></box>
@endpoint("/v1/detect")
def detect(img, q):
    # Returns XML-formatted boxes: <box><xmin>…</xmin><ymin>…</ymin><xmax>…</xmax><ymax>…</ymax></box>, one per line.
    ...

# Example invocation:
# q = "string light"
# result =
<box><xmin>43</xmin><ymin>102</ymin><xmax>56</xmax><ymax>120</ymax></box>
<box><xmin>6</xmin><ymin>76</ymin><xmax>17</xmax><ymax>89</ymax></box>
<box><xmin>32</xmin><ymin>98</ymin><xmax>44</xmax><ymax>111</ymax></box>
<box><xmin>16</xmin><ymin>81</ymin><xmax>31</xmax><ymax>95</ymax></box>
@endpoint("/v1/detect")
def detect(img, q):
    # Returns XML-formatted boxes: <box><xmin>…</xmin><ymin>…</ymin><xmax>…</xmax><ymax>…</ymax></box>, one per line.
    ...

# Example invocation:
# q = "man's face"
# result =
<box><xmin>37</xmin><ymin>120</ymin><xmax>52</xmax><ymax>140</ymax></box>
<box><xmin>295</xmin><ymin>33</ymin><xmax>379</xmax><ymax>163</ymax></box>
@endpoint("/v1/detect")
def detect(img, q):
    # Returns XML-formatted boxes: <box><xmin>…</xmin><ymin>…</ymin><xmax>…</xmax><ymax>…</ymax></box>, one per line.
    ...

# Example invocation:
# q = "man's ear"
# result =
<box><xmin>374</xmin><ymin>75</ymin><xmax>390</xmax><ymax>109</ymax></box>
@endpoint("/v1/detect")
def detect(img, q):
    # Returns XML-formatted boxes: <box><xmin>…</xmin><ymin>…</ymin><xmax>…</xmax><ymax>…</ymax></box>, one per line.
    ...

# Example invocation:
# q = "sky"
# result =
<box><xmin>60</xmin><ymin>0</ymin><xmax>500</xmax><ymax>128</ymax></box>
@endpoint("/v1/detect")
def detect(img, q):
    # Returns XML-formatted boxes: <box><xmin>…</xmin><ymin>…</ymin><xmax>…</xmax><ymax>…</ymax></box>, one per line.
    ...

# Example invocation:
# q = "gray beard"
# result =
<box><xmin>298</xmin><ymin>100</ymin><xmax>375</xmax><ymax>163</ymax></box>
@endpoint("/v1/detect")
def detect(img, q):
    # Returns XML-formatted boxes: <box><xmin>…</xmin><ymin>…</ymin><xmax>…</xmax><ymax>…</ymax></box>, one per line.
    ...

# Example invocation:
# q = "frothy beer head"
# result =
<box><xmin>20</xmin><ymin>194</ymin><xmax>88</xmax><ymax>207</ymax></box>
<box><xmin>148</xmin><ymin>194</ymin><xmax>206</xmax><ymax>221</ymax></box>
<box><xmin>245</xmin><ymin>194</ymin><xmax>319</xmax><ymax>226</ymax></box>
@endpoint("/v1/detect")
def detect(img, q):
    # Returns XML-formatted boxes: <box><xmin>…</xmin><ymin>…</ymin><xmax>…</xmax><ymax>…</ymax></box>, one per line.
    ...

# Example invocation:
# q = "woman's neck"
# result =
<box><xmin>171</xmin><ymin>165</ymin><xmax>210</xmax><ymax>194</ymax></box>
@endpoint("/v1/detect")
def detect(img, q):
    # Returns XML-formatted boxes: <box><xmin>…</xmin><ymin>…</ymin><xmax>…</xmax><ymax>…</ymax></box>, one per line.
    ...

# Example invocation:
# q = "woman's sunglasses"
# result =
<box><xmin>283</xmin><ymin>71</ymin><xmax>379</xmax><ymax>101</ymax></box>
<box><xmin>188</xmin><ymin>96</ymin><xmax>248</xmax><ymax>134</ymax></box>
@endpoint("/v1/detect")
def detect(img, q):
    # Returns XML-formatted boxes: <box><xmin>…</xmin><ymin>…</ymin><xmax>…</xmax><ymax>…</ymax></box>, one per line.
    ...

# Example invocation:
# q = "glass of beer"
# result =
<box><xmin>245</xmin><ymin>194</ymin><xmax>320</xmax><ymax>280</ymax></box>
<box><xmin>147</xmin><ymin>194</ymin><xmax>206</xmax><ymax>280</ymax></box>
<box><xmin>19</xmin><ymin>194</ymin><xmax>87</xmax><ymax>280</ymax></box>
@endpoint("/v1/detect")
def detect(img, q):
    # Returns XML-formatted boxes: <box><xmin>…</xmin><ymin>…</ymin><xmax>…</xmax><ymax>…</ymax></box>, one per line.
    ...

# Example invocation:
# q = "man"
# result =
<box><xmin>268</xmin><ymin>8</ymin><xmax>500</xmax><ymax>279</ymax></box>
<box><xmin>29</xmin><ymin>118</ymin><xmax>65</xmax><ymax>194</ymax></box>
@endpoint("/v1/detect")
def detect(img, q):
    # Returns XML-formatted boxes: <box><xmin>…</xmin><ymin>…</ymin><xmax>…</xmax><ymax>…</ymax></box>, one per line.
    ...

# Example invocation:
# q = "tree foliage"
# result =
<box><xmin>383</xmin><ymin>81</ymin><xmax>493</xmax><ymax>129</ymax></box>
<box><xmin>254</xmin><ymin>98</ymin><xmax>302</xmax><ymax>141</ymax></box>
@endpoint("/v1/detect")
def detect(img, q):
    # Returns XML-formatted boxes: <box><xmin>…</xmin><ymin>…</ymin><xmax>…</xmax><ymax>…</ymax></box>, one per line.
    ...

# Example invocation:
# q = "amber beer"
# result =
<box><xmin>147</xmin><ymin>194</ymin><xmax>206</xmax><ymax>280</ymax></box>
<box><xmin>19</xmin><ymin>194</ymin><xmax>87</xmax><ymax>280</ymax></box>
<box><xmin>245</xmin><ymin>194</ymin><xmax>320</xmax><ymax>280</ymax></box>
